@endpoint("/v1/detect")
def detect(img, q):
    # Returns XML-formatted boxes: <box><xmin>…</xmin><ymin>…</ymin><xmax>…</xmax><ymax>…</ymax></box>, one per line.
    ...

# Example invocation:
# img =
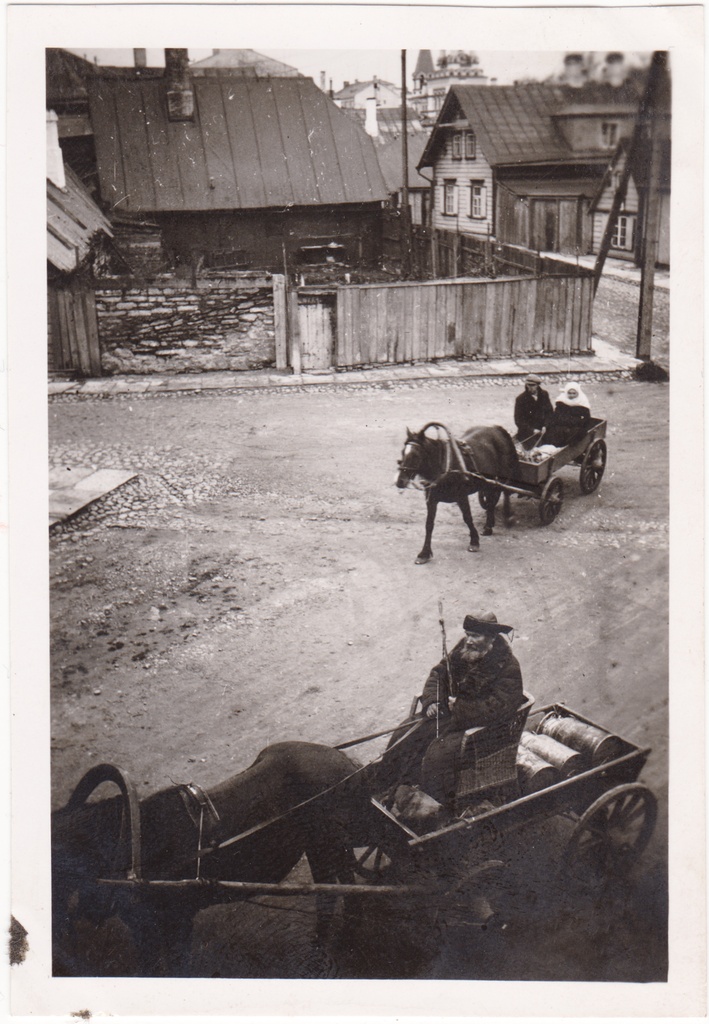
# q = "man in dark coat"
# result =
<box><xmin>514</xmin><ymin>374</ymin><xmax>553</xmax><ymax>444</ymax></box>
<box><xmin>376</xmin><ymin>613</ymin><xmax>524</xmax><ymax>808</ymax></box>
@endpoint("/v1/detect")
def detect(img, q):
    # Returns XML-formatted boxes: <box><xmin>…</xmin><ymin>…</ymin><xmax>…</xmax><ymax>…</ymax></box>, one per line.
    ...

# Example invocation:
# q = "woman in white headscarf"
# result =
<box><xmin>543</xmin><ymin>381</ymin><xmax>591</xmax><ymax>447</ymax></box>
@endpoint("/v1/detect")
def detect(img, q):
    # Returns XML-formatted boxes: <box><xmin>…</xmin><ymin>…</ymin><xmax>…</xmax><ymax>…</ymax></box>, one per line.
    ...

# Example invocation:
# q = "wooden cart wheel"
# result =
<box><xmin>478</xmin><ymin>486</ymin><xmax>501</xmax><ymax>511</ymax></box>
<box><xmin>538</xmin><ymin>476</ymin><xmax>564</xmax><ymax>525</ymax></box>
<box><xmin>562</xmin><ymin>783</ymin><xmax>658</xmax><ymax>889</ymax></box>
<box><xmin>579</xmin><ymin>439</ymin><xmax>607</xmax><ymax>494</ymax></box>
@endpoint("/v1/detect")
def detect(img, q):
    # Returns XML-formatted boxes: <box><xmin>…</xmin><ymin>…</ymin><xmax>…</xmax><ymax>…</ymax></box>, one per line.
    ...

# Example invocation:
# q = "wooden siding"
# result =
<box><xmin>333</xmin><ymin>274</ymin><xmax>593</xmax><ymax>367</ymax></box>
<box><xmin>430</xmin><ymin>136</ymin><xmax>494</xmax><ymax>236</ymax></box>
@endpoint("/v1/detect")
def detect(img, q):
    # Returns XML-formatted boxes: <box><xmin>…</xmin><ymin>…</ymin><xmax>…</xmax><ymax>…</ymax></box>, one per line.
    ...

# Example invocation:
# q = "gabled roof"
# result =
<box><xmin>419</xmin><ymin>81</ymin><xmax>645</xmax><ymax>169</ymax></box>
<box><xmin>87</xmin><ymin>73</ymin><xmax>388</xmax><ymax>213</ymax></box>
<box><xmin>47</xmin><ymin>166</ymin><xmax>113</xmax><ymax>272</ymax></box>
<box><xmin>190</xmin><ymin>49</ymin><xmax>301</xmax><ymax>76</ymax></box>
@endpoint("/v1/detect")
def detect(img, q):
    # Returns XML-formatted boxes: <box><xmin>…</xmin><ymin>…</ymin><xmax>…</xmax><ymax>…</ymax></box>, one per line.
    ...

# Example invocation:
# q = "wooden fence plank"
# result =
<box><xmin>82</xmin><ymin>288</ymin><xmax>102</xmax><ymax>376</ymax></box>
<box><xmin>272</xmin><ymin>275</ymin><xmax>288</xmax><ymax>369</ymax></box>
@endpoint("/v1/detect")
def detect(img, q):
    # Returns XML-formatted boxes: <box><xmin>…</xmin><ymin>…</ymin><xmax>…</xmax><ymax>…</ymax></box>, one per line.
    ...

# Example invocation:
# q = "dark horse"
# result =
<box><xmin>396</xmin><ymin>423</ymin><xmax>519</xmax><ymax>564</ymax></box>
<box><xmin>52</xmin><ymin>741</ymin><xmax>371</xmax><ymax>976</ymax></box>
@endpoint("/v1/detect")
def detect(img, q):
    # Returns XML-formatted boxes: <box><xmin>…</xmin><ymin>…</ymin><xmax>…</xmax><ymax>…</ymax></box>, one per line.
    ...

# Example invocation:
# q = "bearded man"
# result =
<box><xmin>375</xmin><ymin>613</ymin><xmax>523</xmax><ymax>809</ymax></box>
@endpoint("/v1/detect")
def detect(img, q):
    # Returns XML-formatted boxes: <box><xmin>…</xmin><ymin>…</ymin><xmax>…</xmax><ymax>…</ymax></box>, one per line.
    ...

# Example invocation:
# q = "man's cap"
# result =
<box><xmin>525</xmin><ymin>374</ymin><xmax>542</xmax><ymax>384</ymax></box>
<box><xmin>463</xmin><ymin>612</ymin><xmax>513</xmax><ymax>635</ymax></box>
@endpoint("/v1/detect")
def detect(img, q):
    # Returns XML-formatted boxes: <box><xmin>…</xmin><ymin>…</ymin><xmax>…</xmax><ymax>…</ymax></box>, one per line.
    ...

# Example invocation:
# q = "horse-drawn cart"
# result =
<box><xmin>354</xmin><ymin>698</ymin><xmax>656</xmax><ymax>895</ymax></box>
<box><xmin>499</xmin><ymin>417</ymin><xmax>608</xmax><ymax>525</ymax></box>
<box><xmin>54</xmin><ymin>692</ymin><xmax>656</xmax><ymax>973</ymax></box>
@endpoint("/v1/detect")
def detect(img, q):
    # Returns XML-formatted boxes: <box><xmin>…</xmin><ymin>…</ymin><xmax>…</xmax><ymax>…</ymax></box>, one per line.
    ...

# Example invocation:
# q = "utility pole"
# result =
<box><xmin>636</xmin><ymin>58</ymin><xmax>666</xmax><ymax>362</ymax></box>
<box><xmin>400</xmin><ymin>49</ymin><xmax>412</xmax><ymax>279</ymax></box>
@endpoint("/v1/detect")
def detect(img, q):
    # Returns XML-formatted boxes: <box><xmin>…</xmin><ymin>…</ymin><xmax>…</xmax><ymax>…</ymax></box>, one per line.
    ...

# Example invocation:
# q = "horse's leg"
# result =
<box><xmin>416</xmin><ymin>493</ymin><xmax>437</xmax><ymax>564</ymax></box>
<box><xmin>457</xmin><ymin>495</ymin><xmax>480</xmax><ymax>550</ymax></box>
<box><xmin>502</xmin><ymin>489</ymin><xmax>515</xmax><ymax>527</ymax></box>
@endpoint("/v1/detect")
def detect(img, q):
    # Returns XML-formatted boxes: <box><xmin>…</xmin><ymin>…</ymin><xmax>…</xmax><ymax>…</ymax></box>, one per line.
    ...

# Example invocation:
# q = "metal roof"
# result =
<box><xmin>88</xmin><ymin>74</ymin><xmax>388</xmax><ymax>212</ymax></box>
<box><xmin>47</xmin><ymin>166</ymin><xmax>113</xmax><ymax>272</ymax></box>
<box><xmin>419</xmin><ymin>81</ymin><xmax>644</xmax><ymax>169</ymax></box>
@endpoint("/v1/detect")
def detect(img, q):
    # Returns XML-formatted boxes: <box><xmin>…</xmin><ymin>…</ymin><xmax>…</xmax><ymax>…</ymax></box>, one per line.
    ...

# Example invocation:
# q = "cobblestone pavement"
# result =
<box><xmin>49</xmin><ymin>371</ymin><xmax>633</xmax><ymax>537</ymax></box>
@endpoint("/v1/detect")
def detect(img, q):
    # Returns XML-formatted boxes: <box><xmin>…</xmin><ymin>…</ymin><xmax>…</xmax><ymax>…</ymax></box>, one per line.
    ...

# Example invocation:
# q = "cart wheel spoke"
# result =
<box><xmin>539</xmin><ymin>476</ymin><xmax>564</xmax><ymax>525</ymax></box>
<box><xmin>579</xmin><ymin>439</ymin><xmax>607</xmax><ymax>494</ymax></box>
<box><xmin>562</xmin><ymin>784</ymin><xmax>657</xmax><ymax>889</ymax></box>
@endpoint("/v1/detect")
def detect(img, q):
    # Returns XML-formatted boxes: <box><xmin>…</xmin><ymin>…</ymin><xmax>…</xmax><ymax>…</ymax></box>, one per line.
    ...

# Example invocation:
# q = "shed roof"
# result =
<box><xmin>47</xmin><ymin>166</ymin><xmax>113</xmax><ymax>272</ymax></box>
<box><xmin>88</xmin><ymin>73</ymin><xmax>388</xmax><ymax>212</ymax></box>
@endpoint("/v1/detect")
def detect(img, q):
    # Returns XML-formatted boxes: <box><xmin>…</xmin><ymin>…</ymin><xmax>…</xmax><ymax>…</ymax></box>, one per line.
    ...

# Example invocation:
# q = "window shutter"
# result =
<box><xmin>480</xmin><ymin>184</ymin><xmax>487</xmax><ymax>218</ymax></box>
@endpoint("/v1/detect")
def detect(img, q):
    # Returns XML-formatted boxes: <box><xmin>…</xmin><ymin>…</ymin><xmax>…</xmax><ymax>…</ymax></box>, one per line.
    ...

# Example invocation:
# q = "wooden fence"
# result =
<box><xmin>333</xmin><ymin>274</ymin><xmax>593</xmax><ymax>368</ymax></box>
<box><xmin>283</xmin><ymin>270</ymin><xmax>594</xmax><ymax>371</ymax></box>
<box><xmin>409</xmin><ymin>226</ymin><xmax>592</xmax><ymax>281</ymax></box>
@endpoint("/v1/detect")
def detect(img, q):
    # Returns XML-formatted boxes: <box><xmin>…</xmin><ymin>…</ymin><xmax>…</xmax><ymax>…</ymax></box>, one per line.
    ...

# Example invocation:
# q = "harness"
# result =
<box><xmin>179</xmin><ymin>784</ymin><xmax>222</xmax><ymax>878</ymax></box>
<box><xmin>404</xmin><ymin>422</ymin><xmax>480</xmax><ymax>489</ymax></box>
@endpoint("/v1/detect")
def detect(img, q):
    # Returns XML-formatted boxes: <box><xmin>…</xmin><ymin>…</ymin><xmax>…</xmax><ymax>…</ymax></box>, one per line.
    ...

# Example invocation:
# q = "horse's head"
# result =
<box><xmin>396</xmin><ymin>428</ymin><xmax>425</xmax><ymax>489</ymax></box>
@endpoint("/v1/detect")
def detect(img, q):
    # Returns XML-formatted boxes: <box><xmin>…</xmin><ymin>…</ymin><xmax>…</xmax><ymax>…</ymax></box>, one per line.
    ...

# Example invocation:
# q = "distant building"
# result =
<box><xmin>333</xmin><ymin>78</ymin><xmax>401</xmax><ymax>110</ymax></box>
<box><xmin>410</xmin><ymin>50</ymin><xmax>489</xmax><ymax>123</ymax></box>
<box><xmin>189</xmin><ymin>49</ymin><xmax>301</xmax><ymax>76</ymax></box>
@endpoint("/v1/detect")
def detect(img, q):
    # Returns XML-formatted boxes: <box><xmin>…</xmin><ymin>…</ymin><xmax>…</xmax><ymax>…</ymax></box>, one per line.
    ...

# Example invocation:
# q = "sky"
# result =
<box><xmin>66</xmin><ymin>48</ymin><xmax>573</xmax><ymax>91</ymax></box>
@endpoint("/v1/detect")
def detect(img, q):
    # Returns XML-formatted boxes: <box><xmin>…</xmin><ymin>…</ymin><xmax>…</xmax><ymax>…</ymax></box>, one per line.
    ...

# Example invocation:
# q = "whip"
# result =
<box><xmin>437</xmin><ymin>599</ymin><xmax>454</xmax><ymax>739</ymax></box>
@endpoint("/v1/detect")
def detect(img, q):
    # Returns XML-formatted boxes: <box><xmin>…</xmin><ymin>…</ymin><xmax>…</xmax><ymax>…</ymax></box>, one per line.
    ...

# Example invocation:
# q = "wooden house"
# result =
<box><xmin>418</xmin><ymin>81</ymin><xmax>651</xmax><ymax>257</ymax></box>
<box><xmin>84</xmin><ymin>57</ymin><xmax>389</xmax><ymax>273</ymax></box>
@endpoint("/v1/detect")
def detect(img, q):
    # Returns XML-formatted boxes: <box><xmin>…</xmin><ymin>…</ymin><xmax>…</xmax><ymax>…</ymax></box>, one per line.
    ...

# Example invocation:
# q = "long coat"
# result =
<box><xmin>543</xmin><ymin>401</ymin><xmax>590</xmax><ymax>447</ymax></box>
<box><xmin>514</xmin><ymin>388</ymin><xmax>553</xmax><ymax>439</ymax></box>
<box><xmin>421</xmin><ymin>635</ymin><xmax>523</xmax><ymax>731</ymax></box>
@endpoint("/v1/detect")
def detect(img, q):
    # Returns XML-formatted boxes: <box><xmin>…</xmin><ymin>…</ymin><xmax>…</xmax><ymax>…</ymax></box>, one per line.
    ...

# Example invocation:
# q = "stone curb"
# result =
<box><xmin>50</xmin><ymin>340</ymin><xmax>641</xmax><ymax>398</ymax></box>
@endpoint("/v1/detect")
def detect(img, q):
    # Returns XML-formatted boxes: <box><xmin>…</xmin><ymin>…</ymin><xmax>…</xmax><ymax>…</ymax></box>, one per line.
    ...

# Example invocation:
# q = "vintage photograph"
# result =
<box><xmin>6</xmin><ymin>3</ymin><xmax>705</xmax><ymax>1017</ymax></box>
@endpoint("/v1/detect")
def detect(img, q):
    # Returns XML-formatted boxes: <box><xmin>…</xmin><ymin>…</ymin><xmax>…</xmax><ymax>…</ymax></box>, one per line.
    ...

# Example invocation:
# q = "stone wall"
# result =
<box><xmin>95</xmin><ymin>274</ymin><xmax>276</xmax><ymax>375</ymax></box>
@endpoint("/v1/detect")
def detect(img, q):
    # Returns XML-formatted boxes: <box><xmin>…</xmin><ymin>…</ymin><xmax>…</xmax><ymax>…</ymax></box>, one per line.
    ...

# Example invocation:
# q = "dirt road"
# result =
<box><xmin>49</xmin><ymin>375</ymin><xmax>669</xmax><ymax>979</ymax></box>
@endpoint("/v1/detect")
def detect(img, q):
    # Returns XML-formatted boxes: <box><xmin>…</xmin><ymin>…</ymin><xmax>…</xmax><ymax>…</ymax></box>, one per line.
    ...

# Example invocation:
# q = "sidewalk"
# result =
<box><xmin>49</xmin><ymin>335</ymin><xmax>640</xmax><ymax>399</ymax></box>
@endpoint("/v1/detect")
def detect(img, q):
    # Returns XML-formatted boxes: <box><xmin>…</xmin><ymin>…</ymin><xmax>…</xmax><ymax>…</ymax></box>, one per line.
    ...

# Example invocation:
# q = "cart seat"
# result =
<box><xmin>454</xmin><ymin>692</ymin><xmax>535</xmax><ymax>814</ymax></box>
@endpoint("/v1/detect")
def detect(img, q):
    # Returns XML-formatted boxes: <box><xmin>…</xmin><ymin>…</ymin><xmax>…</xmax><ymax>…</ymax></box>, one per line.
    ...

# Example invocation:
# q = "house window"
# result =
<box><xmin>602</xmin><ymin>121</ymin><xmax>619</xmax><ymax>148</ymax></box>
<box><xmin>464</xmin><ymin>131</ymin><xmax>476</xmax><ymax>159</ymax></box>
<box><xmin>469</xmin><ymin>180</ymin><xmax>486</xmax><ymax>219</ymax></box>
<box><xmin>443</xmin><ymin>179</ymin><xmax>457</xmax><ymax>215</ymax></box>
<box><xmin>611</xmin><ymin>214</ymin><xmax>635</xmax><ymax>250</ymax></box>
<box><xmin>452</xmin><ymin>133</ymin><xmax>462</xmax><ymax>159</ymax></box>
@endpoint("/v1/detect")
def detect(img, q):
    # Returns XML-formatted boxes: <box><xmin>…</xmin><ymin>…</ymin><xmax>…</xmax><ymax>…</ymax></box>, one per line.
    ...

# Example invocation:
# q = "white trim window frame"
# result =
<box><xmin>602</xmin><ymin>121</ymin><xmax>619</xmax><ymax>148</ymax></box>
<box><xmin>443</xmin><ymin>179</ymin><xmax>457</xmax><ymax>216</ymax></box>
<box><xmin>469</xmin><ymin>180</ymin><xmax>486</xmax><ymax>219</ymax></box>
<box><xmin>611</xmin><ymin>213</ymin><xmax>635</xmax><ymax>250</ymax></box>
<box><xmin>451</xmin><ymin>133</ymin><xmax>462</xmax><ymax>160</ymax></box>
<box><xmin>464</xmin><ymin>131</ymin><xmax>476</xmax><ymax>159</ymax></box>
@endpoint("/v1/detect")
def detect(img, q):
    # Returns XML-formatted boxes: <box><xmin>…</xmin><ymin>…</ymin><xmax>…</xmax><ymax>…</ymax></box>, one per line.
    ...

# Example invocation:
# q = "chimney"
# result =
<box><xmin>563</xmin><ymin>53</ymin><xmax>585</xmax><ymax>87</ymax></box>
<box><xmin>46</xmin><ymin>110</ymin><xmax>65</xmax><ymax>189</ymax></box>
<box><xmin>212</xmin><ymin>49</ymin><xmax>220</xmax><ymax>56</ymax></box>
<box><xmin>605</xmin><ymin>52</ymin><xmax>626</xmax><ymax>87</ymax></box>
<box><xmin>320</xmin><ymin>71</ymin><xmax>326</xmax><ymax>91</ymax></box>
<box><xmin>133</xmin><ymin>48</ymin><xmax>147</xmax><ymax>68</ymax></box>
<box><xmin>365</xmin><ymin>96</ymin><xmax>379</xmax><ymax>138</ymax></box>
<box><xmin>164</xmin><ymin>48</ymin><xmax>194</xmax><ymax>121</ymax></box>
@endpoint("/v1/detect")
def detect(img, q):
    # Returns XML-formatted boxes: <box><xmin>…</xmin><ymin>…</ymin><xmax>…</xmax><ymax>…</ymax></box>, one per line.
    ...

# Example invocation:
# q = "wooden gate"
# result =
<box><xmin>294</xmin><ymin>290</ymin><xmax>336</xmax><ymax>371</ymax></box>
<box><xmin>48</xmin><ymin>281</ymin><xmax>102</xmax><ymax>377</ymax></box>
